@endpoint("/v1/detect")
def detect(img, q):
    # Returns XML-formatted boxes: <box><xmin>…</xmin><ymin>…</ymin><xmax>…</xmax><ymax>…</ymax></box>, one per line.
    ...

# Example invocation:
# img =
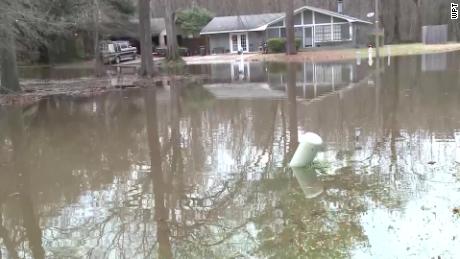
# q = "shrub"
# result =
<box><xmin>267</xmin><ymin>38</ymin><xmax>286</xmax><ymax>53</ymax></box>
<box><xmin>295</xmin><ymin>38</ymin><xmax>302</xmax><ymax>50</ymax></box>
<box><xmin>267</xmin><ymin>38</ymin><xmax>302</xmax><ymax>53</ymax></box>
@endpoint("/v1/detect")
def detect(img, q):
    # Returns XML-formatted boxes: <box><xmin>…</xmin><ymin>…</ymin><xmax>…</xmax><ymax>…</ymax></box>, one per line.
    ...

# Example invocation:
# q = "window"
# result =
<box><xmin>294</xmin><ymin>13</ymin><xmax>302</xmax><ymax>25</ymax></box>
<box><xmin>295</xmin><ymin>27</ymin><xmax>303</xmax><ymax>39</ymax></box>
<box><xmin>280</xmin><ymin>28</ymin><xmax>286</xmax><ymax>38</ymax></box>
<box><xmin>269</xmin><ymin>20</ymin><xmax>284</xmax><ymax>27</ymax></box>
<box><xmin>333</xmin><ymin>24</ymin><xmax>342</xmax><ymax>40</ymax></box>
<box><xmin>315</xmin><ymin>13</ymin><xmax>331</xmax><ymax>24</ymax></box>
<box><xmin>240</xmin><ymin>34</ymin><xmax>247</xmax><ymax>51</ymax></box>
<box><xmin>267</xmin><ymin>28</ymin><xmax>279</xmax><ymax>38</ymax></box>
<box><xmin>231</xmin><ymin>35</ymin><xmax>238</xmax><ymax>51</ymax></box>
<box><xmin>303</xmin><ymin>10</ymin><xmax>313</xmax><ymax>24</ymax></box>
<box><xmin>315</xmin><ymin>25</ymin><xmax>331</xmax><ymax>42</ymax></box>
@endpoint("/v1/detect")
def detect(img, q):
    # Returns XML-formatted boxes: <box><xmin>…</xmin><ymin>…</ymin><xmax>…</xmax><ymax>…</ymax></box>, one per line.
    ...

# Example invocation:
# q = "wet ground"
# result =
<box><xmin>1</xmin><ymin>52</ymin><xmax>460</xmax><ymax>258</ymax></box>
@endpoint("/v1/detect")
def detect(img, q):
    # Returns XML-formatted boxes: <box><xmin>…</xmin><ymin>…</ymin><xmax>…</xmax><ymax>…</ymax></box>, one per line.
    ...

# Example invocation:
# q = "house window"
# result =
<box><xmin>267</xmin><ymin>28</ymin><xmax>280</xmax><ymax>39</ymax></box>
<box><xmin>280</xmin><ymin>28</ymin><xmax>286</xmax><ymax>38</ymax></box>
<box><xmin>315</xmin><ymin>25</ymin><xmax>332</xmax><ymax>42</ymax></box>
<box><xmin>295</xmin><ymin>27</ymin><xmax>303</xmax><ymax>39</ymax></box>
<box><xmin>315</xmin><ymin>13</ymin><xmax>331</xmax><ymax>24</ymax></box>
<box><xmin>303</xmin><ymin>10</ymin><xmax>313</xmax><ymax>24</ymax></box>
<box><xmin>294</xmin><ymin>13</ymin><xmax>302</xmax><ymax>25</ymax></box>
<box><xmin>333</xmin><ymin>24</ymin><xmax>342</xmax><ymax>40</ymax></box>
<box><xmin>269</xmin><ymin>20</ymin><xmax>284</xmax><ymax>27</ymax></box>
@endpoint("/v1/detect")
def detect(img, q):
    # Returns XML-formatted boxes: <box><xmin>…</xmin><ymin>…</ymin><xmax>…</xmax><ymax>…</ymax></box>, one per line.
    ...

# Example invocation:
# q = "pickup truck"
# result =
<box><xmin>100</xmin><ymin>41</ymin><xmax>137</xmax><ymax>64</ymax></box>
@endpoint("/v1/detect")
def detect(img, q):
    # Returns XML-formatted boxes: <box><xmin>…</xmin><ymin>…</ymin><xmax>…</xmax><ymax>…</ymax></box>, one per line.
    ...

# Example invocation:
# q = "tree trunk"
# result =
<box><xmin>138</xmin><ymin>0</ymin><xmax>154</xmax><ymax>77</ymax></box>
<box><xmin>144</xmin><ymin>88</ymin><xmax>173</xmax><ymax>259</ymax></box>
<box><xmin>93</xmin><ymin>0</ymin><xmax>104</xmax><ymax>77</ymax></box>
<box><xmin>8</xmin><ymin>108</ymin><xmax>45</xmax><ymax>259</ymax></box>
<box><xmin>165</xmin><ymin>0</ymin><xmax>179</xmax><ymax>61</ymax></box>
<box><xmin>393</xmin><ymin>0</ymin><xmax>400</xmax><ymax>43</ymax></box>
<box><xmin>414</xmin><ymin>0</ymin><xmax>422</xmax><ymax>42</ymax></box>
<box><xmin>0</xmin><ymin>28</ymin><xmax>20</xmax><ymax>94</ymax></box>
<box><xmin>285</xmin><ymin>0</ymin><xmax>296</xmax><ymax>55</ymax></box>
<box><xmin>287</xmin><ymin>62</ymin><xmax>298</xmax><ymax>154</ymax></box>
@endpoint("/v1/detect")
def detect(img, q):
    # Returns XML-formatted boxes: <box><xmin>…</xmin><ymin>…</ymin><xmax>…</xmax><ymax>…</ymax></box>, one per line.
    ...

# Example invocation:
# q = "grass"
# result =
<box><xmin>354</xmin><ymin>43</ymin><xmax>460</xmax><ymax>59</ymax></box>
<box><xmin>251</xmin><ymin>42</ymin><xmax>460</xmax><ymax>63</ymax></box>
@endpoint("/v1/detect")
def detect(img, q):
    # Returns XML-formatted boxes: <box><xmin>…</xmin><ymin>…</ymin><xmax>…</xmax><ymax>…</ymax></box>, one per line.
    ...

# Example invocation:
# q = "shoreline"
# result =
<box><xmin>247</xmin><ymin>42</ymin><xmax>460</xmax><ymax>63</ymax></box>
<box><xmin>3</xmin><ymin>42</ymin><xmax>460</xmax><ymax>106</ymax></box>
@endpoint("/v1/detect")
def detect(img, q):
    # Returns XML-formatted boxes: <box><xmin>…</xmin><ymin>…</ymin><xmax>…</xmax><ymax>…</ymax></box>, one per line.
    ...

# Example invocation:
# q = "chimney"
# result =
<box><xmin>337</xmin><ymin>0</ymin><xmax>343</xmax><ymax>13</ymax></box>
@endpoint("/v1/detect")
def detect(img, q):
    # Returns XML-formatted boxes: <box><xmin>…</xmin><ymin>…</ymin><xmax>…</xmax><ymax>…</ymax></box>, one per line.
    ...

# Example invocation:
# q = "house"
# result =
<box><xmin>200</xmin><ymin>5</ymin><xmax>372</xmax><ymax>54</ymax></box>
<box><xmin>111</xmin><ymin>18</ymin><xmax>207</xmax><ymax>55</ymax></box>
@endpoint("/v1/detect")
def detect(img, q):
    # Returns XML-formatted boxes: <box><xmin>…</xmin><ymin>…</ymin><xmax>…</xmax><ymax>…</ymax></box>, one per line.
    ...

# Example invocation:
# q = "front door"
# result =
<box><xmin>230</xmin><ymin>33</ymin><xmax>248</xmax><ymax>53</ymax></box>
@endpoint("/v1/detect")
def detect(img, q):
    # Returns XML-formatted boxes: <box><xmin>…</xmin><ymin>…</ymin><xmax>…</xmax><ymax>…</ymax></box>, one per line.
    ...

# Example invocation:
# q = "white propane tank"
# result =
<box><xmin>289</xmin><ymin>132</ymin><xmax>323</xmax><ymax>168</ymax></box>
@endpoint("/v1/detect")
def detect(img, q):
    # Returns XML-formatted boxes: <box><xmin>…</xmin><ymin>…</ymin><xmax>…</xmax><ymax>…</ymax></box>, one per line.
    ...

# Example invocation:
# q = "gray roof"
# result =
<box><xmin>201</xmin><ymin>13</ymin><xmax>284</xmax><ymax>35</ymax></box>
<box><xmin>201</xmin><ymin>5</ymin><xmax>371</xmax><ymax>35</ymax></box>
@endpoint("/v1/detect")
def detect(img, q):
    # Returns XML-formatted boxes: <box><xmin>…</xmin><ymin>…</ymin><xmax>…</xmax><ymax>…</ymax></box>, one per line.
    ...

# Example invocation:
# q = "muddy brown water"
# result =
<box><xmin>2</xmin><ymin>53</ymin><xmax>460</xmax><ymax>258</ymax></box>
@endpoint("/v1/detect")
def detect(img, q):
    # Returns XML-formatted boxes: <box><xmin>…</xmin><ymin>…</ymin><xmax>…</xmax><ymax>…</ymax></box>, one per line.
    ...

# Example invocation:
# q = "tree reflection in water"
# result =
<box><xmin>0</xmin><ymin>56</ymin><xmax>459</xmax><ymax>257</ymax></box>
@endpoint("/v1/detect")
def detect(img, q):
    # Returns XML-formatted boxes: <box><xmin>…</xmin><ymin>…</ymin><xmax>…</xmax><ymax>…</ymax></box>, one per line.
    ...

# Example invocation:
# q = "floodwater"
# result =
<box><xmin>1</xmin><ymin>52</ymin><xmax>460</xmax><ymax>258</ymax></box>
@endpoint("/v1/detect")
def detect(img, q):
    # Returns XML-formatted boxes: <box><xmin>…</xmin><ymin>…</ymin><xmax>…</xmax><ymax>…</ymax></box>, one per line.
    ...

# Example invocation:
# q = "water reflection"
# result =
<box><xmin>199</xmin><ymin>61</ymin><xmax>370</xmax><ymax>101</ymax></box>
<box><xmin>1</xmin><ymin>54</ymin><xmax>460</xmax><ymax>258</ymax></box>
<box><xmin>292</xmin><ymin>168</ymin><xmax>323</xmax><ymax>199</ymax></box>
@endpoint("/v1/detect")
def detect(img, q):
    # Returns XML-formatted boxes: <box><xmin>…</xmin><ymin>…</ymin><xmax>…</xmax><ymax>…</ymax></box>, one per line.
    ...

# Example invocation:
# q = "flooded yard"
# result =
<box><xmin>1</xmin><ymin>52</ymin><xmax>460</xmax><ymax>258</ymax></box>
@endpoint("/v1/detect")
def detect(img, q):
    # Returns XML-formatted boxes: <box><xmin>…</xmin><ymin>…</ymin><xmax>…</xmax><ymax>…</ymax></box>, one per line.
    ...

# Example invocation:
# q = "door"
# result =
<box><xmin>304</xmin><ymin>27</ymin><xmax>313</xmax><ymax>48</ymax></box>
<box><xmin>230</xmin><ymin>33</ymin><xmax>248</xmax><ymax>53</ymax></box>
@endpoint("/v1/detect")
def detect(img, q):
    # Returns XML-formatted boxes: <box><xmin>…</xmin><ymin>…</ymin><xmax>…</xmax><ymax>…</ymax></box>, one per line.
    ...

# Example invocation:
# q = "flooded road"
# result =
<box><xmin>2</xmin><ymin>53</ymin><xmax>460</xmax><ymax>258</ymax></box>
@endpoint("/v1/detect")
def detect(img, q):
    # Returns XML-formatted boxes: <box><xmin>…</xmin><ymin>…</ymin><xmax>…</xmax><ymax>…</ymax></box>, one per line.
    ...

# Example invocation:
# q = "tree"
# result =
<box><xmin>138</xmin><ymin>0</ymin><xmax>153</xmax><ymax>77</ymax></box>
<box><xmin>74</xmin><ymin>0</ymin><xmax>136</xmax><ymax>74</ymax></box>
<box><xmin>164</xmin><ymin>0</ymin><xmax>180</xmax><ymax>61</ymax></box>
<box><xmin>0</xmin><ymin>0</ymin><xmax>136</xmax><ymax>92</ymax></box>
<box><xmin>176</xmin><ymin>6</ymin><xmax>213</xmax><ymax>37</ymax></box>
<box><xmin>285</xmin><ymin>0</ymin><xmax>296</xmax><ymax>55</ymax></box>
<box><xmin>0</xmin><ymin>24</ymin><xmax>20</xmax><ymax>93</ymax></box>
<box><xmin>0</xmin><ymin>0</ymin><xmax>59</xmax><ymax>93</ymax></box>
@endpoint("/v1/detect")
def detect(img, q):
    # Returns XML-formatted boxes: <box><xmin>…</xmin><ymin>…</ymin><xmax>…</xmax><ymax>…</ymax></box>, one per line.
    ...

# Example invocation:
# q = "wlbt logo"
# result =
<box><xmin>452</xmin><ymin>3</ymin><xmax>459</xmax><ymax>19</ymax></box>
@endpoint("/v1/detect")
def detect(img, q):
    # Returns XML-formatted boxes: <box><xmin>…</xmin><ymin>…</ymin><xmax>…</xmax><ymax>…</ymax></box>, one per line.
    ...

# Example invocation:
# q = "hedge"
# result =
<box><xmin>267</xmin><ymin>38</ymin><xmax>302</xmax><ymax>53</ymax></box>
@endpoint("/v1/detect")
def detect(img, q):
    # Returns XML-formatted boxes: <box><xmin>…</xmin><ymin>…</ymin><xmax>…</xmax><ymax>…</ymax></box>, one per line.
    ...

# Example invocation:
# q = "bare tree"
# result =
<box><xmin>138</xmin><ymin>0</ymin><xmax>154</xmax><ymax>77</ymax></box>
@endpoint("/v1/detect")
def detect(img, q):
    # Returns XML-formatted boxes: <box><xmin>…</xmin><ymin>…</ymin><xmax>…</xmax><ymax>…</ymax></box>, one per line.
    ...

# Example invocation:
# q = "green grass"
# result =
<box><xmin>354</xmin><ymin>43</ymin><xmax>460</xmax><ymax>59</ymax></box>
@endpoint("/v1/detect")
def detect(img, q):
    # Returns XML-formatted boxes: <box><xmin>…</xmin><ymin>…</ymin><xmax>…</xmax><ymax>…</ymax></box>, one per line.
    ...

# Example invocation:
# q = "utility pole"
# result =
<box><xmin>374</xmin><ymin>0</ymin><xmax>380</xmax><ymax>59</ymax></box>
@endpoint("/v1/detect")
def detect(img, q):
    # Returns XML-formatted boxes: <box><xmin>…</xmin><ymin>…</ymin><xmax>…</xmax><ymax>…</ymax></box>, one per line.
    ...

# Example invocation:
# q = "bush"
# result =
<box><xmin>295</xmin><ymin>38</ymin><xmax>302</xmax><ymax>50</ymax></box>
<box><xmin>267</xmin><ymin>38</ymin><xmax>286</xmax><ymax>53</ymax></box>
<box><xmin>267</xmin><ymin>38</ymin><xmax>302</xmax><ymax>53</ymax></box>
